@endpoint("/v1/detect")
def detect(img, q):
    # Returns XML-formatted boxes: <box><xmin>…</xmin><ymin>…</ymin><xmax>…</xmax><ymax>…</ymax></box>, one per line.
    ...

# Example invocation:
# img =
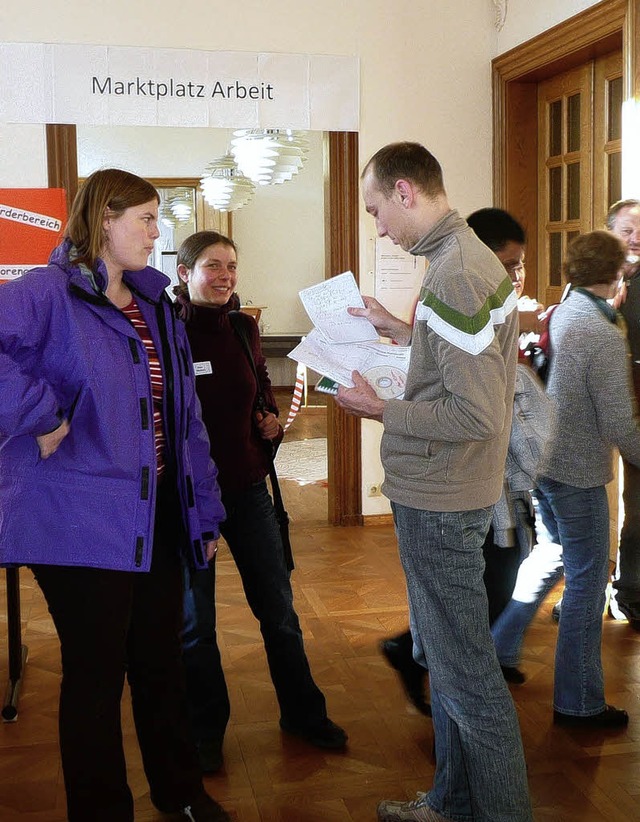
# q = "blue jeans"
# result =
<box><xmin>492</xmin><ymin>479</ymin><xmax>609</xmax><ymax>716</ymax></box>
<box><xmin>182</xmin><ymin>480</ymin><xmax>326</xmax><ymax>747</ymax></box>
<box><xmin>392</xmin><ymin>502</ymin><xmax>532</xmax><ymax>822</ymax></box>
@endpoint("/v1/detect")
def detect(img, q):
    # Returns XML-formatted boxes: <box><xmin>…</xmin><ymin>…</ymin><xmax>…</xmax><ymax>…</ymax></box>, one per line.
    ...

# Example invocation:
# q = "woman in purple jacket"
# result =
<box><xmin>175</xmin><ymin>231</ymin><xmax>347</xmax><ymax>773</ymax></box>
<box><xmin>0</xmin><ymin>170</ymin><xmax>228</xmax><ymax>822</ymax></box>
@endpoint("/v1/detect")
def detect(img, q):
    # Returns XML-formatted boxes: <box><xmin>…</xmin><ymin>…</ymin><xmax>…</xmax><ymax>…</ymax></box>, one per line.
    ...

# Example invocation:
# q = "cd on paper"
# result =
<box><xmin>363</xmin><ymin>366</ymin><xmax>406</xmax><ymax>400</ymax></box>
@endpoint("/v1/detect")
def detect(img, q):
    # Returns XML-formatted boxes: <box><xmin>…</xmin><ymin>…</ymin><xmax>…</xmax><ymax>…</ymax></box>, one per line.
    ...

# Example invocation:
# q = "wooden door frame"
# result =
<box><xmin>492</xmin><ymin>0</ymin><xmax>637</xmax><ymax>300</ymax></box>
<box><xmin>46</xmin><ymin>126</ymin><xmax>362</xmax><ymax>527</ymax></box>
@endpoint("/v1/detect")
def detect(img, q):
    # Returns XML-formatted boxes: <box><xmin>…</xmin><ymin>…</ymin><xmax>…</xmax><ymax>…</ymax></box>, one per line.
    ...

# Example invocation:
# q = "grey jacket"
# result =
<box><xmin>492</xmin><ymin>365</ymin><xmax>553</xmax><ymax>547</ymax></box>
<box><xmin>381</xmin><ymin>210</ymin><xmax>519</xmax><ymax>511</ymax></box>
<box><xmin>507</xmin><ymin>365</ymin><xmax>553</xmax><ymax>492</ymax></box>
<box><xmin>538</xmin><ymin>289</ymin><xmax>640</xmax><ymax>487</ymax></box>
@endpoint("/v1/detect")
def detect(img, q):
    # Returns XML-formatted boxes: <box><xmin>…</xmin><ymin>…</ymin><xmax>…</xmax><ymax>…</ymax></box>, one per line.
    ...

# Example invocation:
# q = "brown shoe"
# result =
<box><xmin>377</xmin><ymin>792</ymin><xmax>450</xmax><ymax>821</ymax></box>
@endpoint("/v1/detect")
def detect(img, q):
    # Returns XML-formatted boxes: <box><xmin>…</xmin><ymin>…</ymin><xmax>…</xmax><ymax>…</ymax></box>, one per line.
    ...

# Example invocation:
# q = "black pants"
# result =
<box><xmin>32</xmin><ymin>483</ymin><xmax>204</xmax><ymax>822</ymax></box>
<box><xmin>182</xmin><ymin>479</ymin><xmax>326</xmax><ymax>747</ymax></box>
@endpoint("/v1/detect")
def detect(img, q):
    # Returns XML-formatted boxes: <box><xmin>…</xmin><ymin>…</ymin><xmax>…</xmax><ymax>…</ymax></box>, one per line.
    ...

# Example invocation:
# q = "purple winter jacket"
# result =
<box><xmin>0</xmin><ymin>240</ymin><xmax>225</xmax><ymax>572</ymax></box>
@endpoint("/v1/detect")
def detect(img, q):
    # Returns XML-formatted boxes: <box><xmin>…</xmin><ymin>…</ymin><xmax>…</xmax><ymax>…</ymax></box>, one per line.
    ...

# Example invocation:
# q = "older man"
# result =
<box><xmin>609</xmin><ymin>199</ymin><xmax>640</xmax><ymax>627</ymax></box>
<box><xmin>337</xmin><ymin>142</ymin><xmax>532</xmax><ymax>822</ymax></box>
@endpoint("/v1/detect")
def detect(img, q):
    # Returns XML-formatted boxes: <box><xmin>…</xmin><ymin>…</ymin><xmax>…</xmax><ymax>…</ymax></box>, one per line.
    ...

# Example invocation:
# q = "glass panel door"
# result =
<box><xmin>537</xmin><ymin>64</ymin><xmax>593</xmax><ymax>306</ymax></box>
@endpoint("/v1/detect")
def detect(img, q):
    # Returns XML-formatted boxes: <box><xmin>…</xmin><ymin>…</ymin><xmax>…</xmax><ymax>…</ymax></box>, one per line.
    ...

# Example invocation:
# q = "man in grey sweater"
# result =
<box><xmin>336</xmin><ymin>143</ymin><xmax>532</xmax><ymax>822</ymax></box>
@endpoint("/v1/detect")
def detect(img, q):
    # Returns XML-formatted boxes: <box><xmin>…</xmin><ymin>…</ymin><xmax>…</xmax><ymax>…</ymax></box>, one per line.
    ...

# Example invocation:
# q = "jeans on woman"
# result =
<box><xmin>492</xmin><ymin>478</ymin><xmax>610</xmax><ymax>716</ymax></box>
<box><xmin>392</xmin><ymin>502</ymin><xmax>532</xmax><ymax>822</ymax></box>
<box><xmin>182</xmin><ymin>479</ymin><xmax>327</xmax><ymax>748</ymax></box>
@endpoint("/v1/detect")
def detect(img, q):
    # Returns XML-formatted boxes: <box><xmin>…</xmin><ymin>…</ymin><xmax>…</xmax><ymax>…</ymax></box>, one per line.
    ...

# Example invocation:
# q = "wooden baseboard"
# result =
<box><xmin>338</xmin><ymin>514</ymin><xmax>364</xmax><ymax>526</ymax></box>
<box><xmin>363</xmin><ymin>513</ymin><xmax>394</xmax><ymax>527</ymax></box>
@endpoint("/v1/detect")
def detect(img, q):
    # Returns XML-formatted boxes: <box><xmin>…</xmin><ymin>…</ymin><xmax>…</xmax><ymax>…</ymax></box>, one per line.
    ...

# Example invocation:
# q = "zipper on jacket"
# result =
<box><xmin>135</xmin><ymin>536</ymin><xmax>144</xmax><ymax>567</ymax></box>
<box><xmin>139</xmin><ymin>397</ymin><xmax>149</xmax><ymax>430</ymax></box>
<box><xmin>180</xmin><ymin>345</ymin><xmax>190</xmax><ymax>378</ymax></box>
<box><xmin>185</xmin><ymin>474</ymin><xmax>195</xmax><ymax>507</ymax></box>
<box><xmin>128</xmin><ymin>337</ymin><xmax>141</xmax><ymax>364</ymax></box>
<box><xmin>141</xmin><ymin>466</ymin><xmax>150</xmax><ymax>500</ymax></box>
<box><xmin>156</xmin><ymin>300</ymin><xmax>177</xmax><ymax>457</ymax></box>
<box><xmin>192</xmin><ymin>538</ymin><xmax>204</xmax><ymax>566</ymax></box>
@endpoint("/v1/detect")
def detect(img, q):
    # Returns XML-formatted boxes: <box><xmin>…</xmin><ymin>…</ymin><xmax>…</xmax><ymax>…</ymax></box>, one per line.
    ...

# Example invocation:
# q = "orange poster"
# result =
<box><xmin>0</xmin><ymin>189</ymin><xmax>67</xmax><ymax>283</ymax></box>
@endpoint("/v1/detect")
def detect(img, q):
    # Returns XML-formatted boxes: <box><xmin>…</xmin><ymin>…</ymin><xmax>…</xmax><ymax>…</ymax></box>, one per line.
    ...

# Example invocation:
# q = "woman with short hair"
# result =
<box><xmin>492</xmin><ymin>230</ymin><xmax>640</xmax><ymax>727</ymax></box>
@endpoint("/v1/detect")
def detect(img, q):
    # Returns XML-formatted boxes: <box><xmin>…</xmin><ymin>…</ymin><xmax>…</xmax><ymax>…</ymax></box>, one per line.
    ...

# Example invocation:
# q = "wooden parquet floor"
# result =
<box><xmin>2</xmin><ymin>396</ymin><xmax>640</xmax><ymax>820</ymax></box>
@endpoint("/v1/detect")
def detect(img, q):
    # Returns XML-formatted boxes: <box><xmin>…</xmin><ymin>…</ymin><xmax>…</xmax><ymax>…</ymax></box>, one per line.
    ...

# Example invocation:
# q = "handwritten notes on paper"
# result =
<box><xmin>298</xmin><ymin>271</ymin><xmax>378</xmax><ymax>344</ymax></box>
<box><xmin>289</xmin><ymin>271</ymin><xmax>411</xmax><ymax>399</ymax></box>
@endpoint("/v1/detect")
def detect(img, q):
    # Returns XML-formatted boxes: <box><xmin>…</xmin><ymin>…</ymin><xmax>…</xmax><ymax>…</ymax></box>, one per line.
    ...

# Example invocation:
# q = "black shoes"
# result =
<box><xmin>616</xmin><ymin>601</ymin><xmax>640</xmax><ymax>631</ymax></box>
<box><xmin>196</xmin><ymin>740</ymin><xmax>224</xmax><ymax>774</ymax></box>
<box><xmin>279</xmin><ymin>716</ymin><xmax>348</xmax><ymax>749</ymax></box>
<box><xmin>380</xmin><ymin>636</ymin><xmax>432</xmax><ymax>717</ymax></box>
<box><xmin>553</xmin><ymin>704</ymin><xmax>629</xmax><ymax>729</ymax></box>
<box><xmin>500</xmin><ymin>665</ymin><xmax>526</xmax><ymax>685</ymax></box>
<box><xmin>155</xmin><ymin>791</ymin><xmax>231</xmax><ymax>821</ymax></box>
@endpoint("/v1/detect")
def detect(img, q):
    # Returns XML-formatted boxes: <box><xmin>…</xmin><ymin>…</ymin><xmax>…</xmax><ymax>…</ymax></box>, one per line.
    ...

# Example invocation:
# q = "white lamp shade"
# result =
<box><xmin>231</xmin><ymin>129</ymin><xmax>309</xmax><ymax>186</ymax></box>
<box><xmin>200</xmin><ymin>154</ymin><xmax>256</xmax><ymax>212</ymax></box>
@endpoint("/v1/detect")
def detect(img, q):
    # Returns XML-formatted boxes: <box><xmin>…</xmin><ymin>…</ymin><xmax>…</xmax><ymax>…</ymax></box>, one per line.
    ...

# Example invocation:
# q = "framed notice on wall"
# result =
<box><xmin>0</xmin><ymin>189</ymin><xmax>67</xmax><ymax>283</ymax></box>
<box><xmin>374</xmin><ymin>236</ymin><xmax>425</xmax><ymax>325</ymax></box>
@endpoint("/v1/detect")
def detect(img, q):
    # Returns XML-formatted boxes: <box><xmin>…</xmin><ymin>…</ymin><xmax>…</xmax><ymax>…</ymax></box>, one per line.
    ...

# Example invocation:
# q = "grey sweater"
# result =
<box><xmin>381</xmin><ymin>210</ymin><xmax>519</xmax><ymax>511</ymax></box>
<box><xmin>539</xmin><ymin>289</ymin><xmax>640</xmax><ymax>487</ymax></box>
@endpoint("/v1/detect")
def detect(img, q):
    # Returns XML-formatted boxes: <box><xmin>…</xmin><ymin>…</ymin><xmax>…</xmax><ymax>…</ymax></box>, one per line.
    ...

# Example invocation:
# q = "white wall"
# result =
<box><xmin>494</xmin><ymin>0</ymin><xmax>601</xmax><ymax>53</ymax></box>
<box><xmin>0</xmin><ymin>124</ymin><xmax>48</xmax><ymax>185</ymax></box>
<box><xmin>0</xmin><ymin>0</ymin><xmax>508</xmax><ymax>516</ymax></box>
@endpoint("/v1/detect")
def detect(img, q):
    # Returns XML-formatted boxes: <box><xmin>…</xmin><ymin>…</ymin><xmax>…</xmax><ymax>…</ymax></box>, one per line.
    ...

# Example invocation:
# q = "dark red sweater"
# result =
<box><xmin>177</xmin><ymin>295</ymin><xmax>279</xmax><ymax>500</ymax></box>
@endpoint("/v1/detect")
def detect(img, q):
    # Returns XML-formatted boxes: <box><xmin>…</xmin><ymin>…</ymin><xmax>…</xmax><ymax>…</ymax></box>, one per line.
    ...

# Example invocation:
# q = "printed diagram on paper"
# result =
<box><xmin>289</xmin><ymin>271</ymin><xmax>411</xmax><ymax>399</ymax></box>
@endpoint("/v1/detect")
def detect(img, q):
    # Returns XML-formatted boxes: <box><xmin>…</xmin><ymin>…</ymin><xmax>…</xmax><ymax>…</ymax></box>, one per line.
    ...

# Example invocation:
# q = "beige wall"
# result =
<box><xmin>494</xmin><ymin>0</ymin><xmax>601</xmax><ymax>53</ymax></box>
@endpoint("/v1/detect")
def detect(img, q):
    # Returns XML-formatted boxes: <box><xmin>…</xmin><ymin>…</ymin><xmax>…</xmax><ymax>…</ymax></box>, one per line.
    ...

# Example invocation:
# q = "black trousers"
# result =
<box><xmin>182</xmin><ymin>479</ymin><xmax>326</xmax><ymax>747</ymax></box>
<box><xmin>32</xmin><ymin>482</ymin><xmax>204</xmax><ymax>822</ymax></box>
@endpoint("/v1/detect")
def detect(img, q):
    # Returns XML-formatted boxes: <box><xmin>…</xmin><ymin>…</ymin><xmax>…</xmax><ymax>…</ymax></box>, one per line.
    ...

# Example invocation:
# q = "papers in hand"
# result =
<box><xmin>290</xmin><ymin>270</ymin><xmax>411</xmax><ymax>400</ymax></box>
<box><xmin>298</xmin><ymin>271</ymin><xmax>379</xmax><ymax>344</ymax></box>
<box><xmin>290</xmin><ymin>330</ymin><xmax>410</xmax><ymax>398</ymax></box>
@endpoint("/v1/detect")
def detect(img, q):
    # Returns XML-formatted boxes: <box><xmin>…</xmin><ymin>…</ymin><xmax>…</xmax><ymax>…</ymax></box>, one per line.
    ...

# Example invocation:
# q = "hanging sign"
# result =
<box><xmin>0</xmin><ymin>43</ymin><xmax>359</xmax><ymax>131</ymax></box>
<box><xmin>0</xmin><ymin>189</ymin><xmax>67</xmax><ymax>282</ymax></box>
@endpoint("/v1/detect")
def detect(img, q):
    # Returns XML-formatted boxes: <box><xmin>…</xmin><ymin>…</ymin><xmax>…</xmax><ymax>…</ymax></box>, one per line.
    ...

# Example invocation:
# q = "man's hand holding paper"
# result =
<box><xmin>347</xmin><ymin>296</ymin><xmax>413</xmax><ymax>346</ymax></box>
<box><xmin>298</xmin><ymin>271</ymin><xmax>379</xmax><ymax>344</ymax></box>
<box><xmin>335</xmin><ymin>372</ymin><xmax>385</xmax><ymax>421</ymax></box>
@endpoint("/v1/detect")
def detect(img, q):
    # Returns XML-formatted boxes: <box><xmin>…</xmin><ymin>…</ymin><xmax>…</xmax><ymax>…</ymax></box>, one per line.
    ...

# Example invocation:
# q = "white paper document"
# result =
<box><xmin>288</xmin><ymin>329</ymin><xmax>411</xmax><ymax>399</ymax></box>
<box><xmin>298</xmin><ymin>271</ymin><xmax>379</xmax><ymax>344</ymax></box>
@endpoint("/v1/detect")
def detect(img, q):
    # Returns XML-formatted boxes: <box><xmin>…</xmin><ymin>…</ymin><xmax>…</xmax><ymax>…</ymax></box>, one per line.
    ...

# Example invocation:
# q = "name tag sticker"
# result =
<box><xmin>193</xmin><ymin>361</ymin><xmax>213</xmax><ymax>376</ymax></box>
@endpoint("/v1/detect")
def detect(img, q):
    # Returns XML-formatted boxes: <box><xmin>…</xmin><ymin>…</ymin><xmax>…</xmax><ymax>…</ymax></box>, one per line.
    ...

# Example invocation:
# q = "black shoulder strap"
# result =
<box><xmin>228</xmin><ymin>310</ymin><xmax>266</xmax><ymax>411</ymax></box>
<box><xmin>228</xmin><ymin>310</ymin><xmax>294</xmax><ymax>571</ymax></box>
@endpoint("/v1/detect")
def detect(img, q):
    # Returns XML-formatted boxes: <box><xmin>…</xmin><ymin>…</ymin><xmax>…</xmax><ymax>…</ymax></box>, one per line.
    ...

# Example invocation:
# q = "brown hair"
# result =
<box><xmin>563</xmin><ymin>230</ymin><xmax>625</xmax><ymax>287</ymax></box>
<box><xmin>65</xmin><ymin>169</ymin><xmax>159</xmax><ymax>272</ymax></box>
<box><xmin>361</xmin><ymin>142</ymin><xmax>445</xmax><ymax>199</ymax></box>
<box><xmin>174</xmin><ymin>231</ymin><xmax>238</xmax><ymax>298</ymax></box>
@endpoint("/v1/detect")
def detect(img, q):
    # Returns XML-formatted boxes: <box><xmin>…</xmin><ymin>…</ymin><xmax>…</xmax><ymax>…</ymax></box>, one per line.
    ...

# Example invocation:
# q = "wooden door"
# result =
<box><xmin>537</xmin><ymin>64</ymin><xmax>593</xmax><ymax>307</ymax></box>
<box><xmin>537</xmin><ymin>52</ymin><xmax>623</xmax><ymax>307</ymax></box>
<box><xmin>593</xmin><ymin>51</ymin><xmax>623</xmax><ymax>223</ymax></box>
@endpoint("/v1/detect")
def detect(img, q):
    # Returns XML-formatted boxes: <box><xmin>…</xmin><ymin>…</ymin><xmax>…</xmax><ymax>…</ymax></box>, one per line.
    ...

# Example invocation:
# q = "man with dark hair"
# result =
<box><xmin>467</xmin><ymin>207</ymin><xmax>527</xmax><ymax>298</ymax></box>
<box><xmin>337</xmin><ymin>143</ymin><xmax>532</xmax><ymax>822</ymax></box>
<box><xmin>608</xmin><ymin>198</ymin><xmax>640</xmax><ymax>627</ymax></box>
